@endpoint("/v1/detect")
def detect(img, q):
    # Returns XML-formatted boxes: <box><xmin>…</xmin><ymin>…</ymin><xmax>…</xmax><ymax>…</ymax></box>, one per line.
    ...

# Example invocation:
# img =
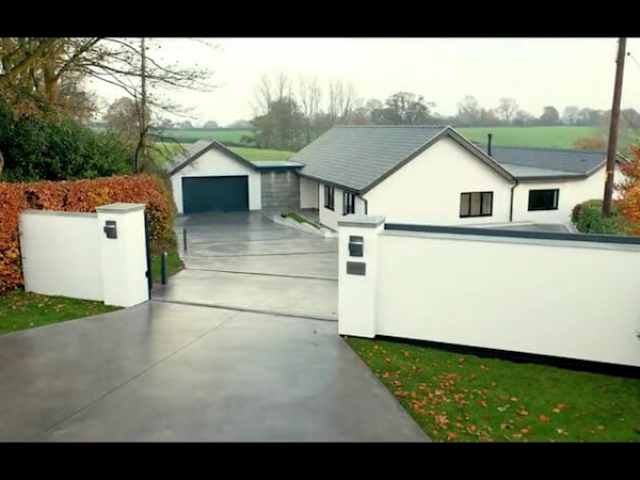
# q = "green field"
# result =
<box><xmin>162</xmin><ymin>128</ymin><xmax>251</xmax><ymax>145</ymax></box>
<box><xmin>159</xmin><ymin>126</ymin><xmax>618</xmax><ymax>151</ymax></box>
<box><xmin>230</xmin><ymin>147</ymin><xmax>292</xmax><ymax>161</ymax></box>
<box><xmin>152</xmin><ymin>142</ymin><xmax>292</xmax><ymax>164</ymax></box>
<box><xmin>457</xmin><ymin>126</ymin><xmax>604</xmax><ymax>149</ymax></box>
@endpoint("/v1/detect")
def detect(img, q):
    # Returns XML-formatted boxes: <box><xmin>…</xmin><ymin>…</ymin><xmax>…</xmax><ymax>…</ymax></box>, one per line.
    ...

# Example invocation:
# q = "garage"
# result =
<box><xmin>166</xmin><ymin>140</ymin><xmax>305</xmax><ymax>215</ymax></box>
<box><xmin>182</xmin><ymin>176</ymin><xmax>248</xmax><ymax>214</ymax></box>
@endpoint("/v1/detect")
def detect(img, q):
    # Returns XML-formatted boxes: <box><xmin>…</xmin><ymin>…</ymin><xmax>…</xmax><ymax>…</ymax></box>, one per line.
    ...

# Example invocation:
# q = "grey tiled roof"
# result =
<box><xmin>498</xmin><ymin>163</ymin><xmax>585</xmax><ymax>179</ymax></box>
<box><xmin>475</xmin><ymin>144</ymin><xmax>608</xmax><ymax>175</ymax></box>
<box><xmin>290</xmin><ymin>126</ymin><xmax>446</xmax><ymax>191</ymax></box>
<box><xmin>164</xmin><ymin>140</ymin><xmax>213</xmax><ymax>173</ymax></box>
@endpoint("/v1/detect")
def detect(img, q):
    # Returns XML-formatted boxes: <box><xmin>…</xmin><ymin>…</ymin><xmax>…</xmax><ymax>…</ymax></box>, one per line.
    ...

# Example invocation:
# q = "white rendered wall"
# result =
<box><xmin>19</xmin><ymin>210</ymin><xmax>103</xmax><ymax>301</ymax></box>
<box><xmin>367</xmin><ymin>230</ymin><xmax>640</xmax><ymax>368</ymax></box>
<box><xmin>300</xmin><ymin>177</ymin><xmax>319</xmax><ymax>209</ymax></box>
<box><xmin>363</xmin><ymin>137</ymin><xmax>513</xmax><ymax>225</ymax></box>
<box><xmin>171</xmin><ymin>148</ymin><xmax>261</xmax><ymax>213</ymax></box>
<box><xmin>513</xmin><ymin>165</ymin><xmax>626</xmax><ymax>224</ymax></box>
<box><xmin>20</xmin><ymin>204</ymin><xmax>149</xmax><ymax>308</ymax></box>
<box><xmin>319</xmin><ymin>184</ymin><xmax>366</xmax><ymax>230</ymax></box>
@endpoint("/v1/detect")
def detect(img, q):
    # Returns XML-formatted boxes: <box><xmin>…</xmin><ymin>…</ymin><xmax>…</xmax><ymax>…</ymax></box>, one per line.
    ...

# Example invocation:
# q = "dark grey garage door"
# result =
<box><xmin>182</xmin><ymin>176</ymin><xmax>249</xmax><ymax>214</ymax></box>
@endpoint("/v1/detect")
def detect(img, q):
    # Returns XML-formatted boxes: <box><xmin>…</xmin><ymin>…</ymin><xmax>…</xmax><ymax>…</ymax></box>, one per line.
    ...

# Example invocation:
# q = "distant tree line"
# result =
<box><xmin>245</xmin><ymin>72</ymin><xmax>640</xmax><ymax>151</ymax></box>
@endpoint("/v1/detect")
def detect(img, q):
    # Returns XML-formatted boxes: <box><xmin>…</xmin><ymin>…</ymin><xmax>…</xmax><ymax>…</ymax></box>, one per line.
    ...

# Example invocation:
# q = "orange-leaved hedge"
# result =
<box><xmin>0</xmin><ymin>175</ymin><xmax>176</xmax><ymax>292</ymax></box>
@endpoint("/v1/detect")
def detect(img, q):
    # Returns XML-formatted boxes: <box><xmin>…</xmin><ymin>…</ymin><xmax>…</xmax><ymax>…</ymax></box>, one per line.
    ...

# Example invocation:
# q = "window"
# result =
<box><xmin>343</xmin><ymin>191</ymin><xmax>355</xmax><ymax>215</ymax></box>
<box><xmin>460</xmin><ymin>192</ymin><xmax>493</xmax><ymax>218</ymax></box>
<box><xmin>528</xmin><ymin>189</ymin><xmax>559</xmax><ymax>211</ymax></box>
<box><xmin>324</xmin><ymin>185</ymin><xmax>335</xmax><ymax>210</ymax></box>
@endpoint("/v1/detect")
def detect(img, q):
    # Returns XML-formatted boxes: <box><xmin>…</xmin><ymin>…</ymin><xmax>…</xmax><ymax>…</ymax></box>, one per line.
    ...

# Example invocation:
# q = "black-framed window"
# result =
<box><xmin>528</xmin><ymin>189</ymin><xmax>559</xmax><ymax>211</ymax></box>
<box><xmin>324</xmin><ymin>185</ymin><xmax>334</xmax><ymax>210</ymax></box>
<box><xmin>460</xmin><ymin>191</ymin><xmax>493</xmax><ymax>218</ymax></box>
<box><xmin>343</xmin><ymin>191</ymin><xmax>355</xmax><ymax>215</ymax></box>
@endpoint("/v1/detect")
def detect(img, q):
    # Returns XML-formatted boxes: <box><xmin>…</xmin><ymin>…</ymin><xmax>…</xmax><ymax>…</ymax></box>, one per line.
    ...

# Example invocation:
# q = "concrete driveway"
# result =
<box><xmin>0</xmin><ymin>299</ymin><xmax>427</xmax><ymax>442</ymax></box>
<box><xmin>153</xmin><ymin>212</ymin><xmax>338</xmax><ymax>320</ymax></box>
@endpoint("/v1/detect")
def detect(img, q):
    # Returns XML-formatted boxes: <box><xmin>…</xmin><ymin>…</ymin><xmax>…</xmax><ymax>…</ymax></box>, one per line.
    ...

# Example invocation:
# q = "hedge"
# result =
<box><xmin>571</xmin><ymin>199</ymin><xmax>630</xmax><ymax>235</ymax></box>
<box><xmin>0</xmin><ymin>175</ymin><xmax>176</xmax><ymax>292</ymax></box>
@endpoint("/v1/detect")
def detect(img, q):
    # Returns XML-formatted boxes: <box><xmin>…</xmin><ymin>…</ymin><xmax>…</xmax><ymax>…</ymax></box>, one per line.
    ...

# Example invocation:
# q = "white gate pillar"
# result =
<box><xmin>96</xmin><ymin>203</ymin><xmax>149</xmax><ymax>307</ymax></box>
<box><xmin>338</xmin><ymin>214</ymin><xmax>385</xmax><ymax>338</ymax></box>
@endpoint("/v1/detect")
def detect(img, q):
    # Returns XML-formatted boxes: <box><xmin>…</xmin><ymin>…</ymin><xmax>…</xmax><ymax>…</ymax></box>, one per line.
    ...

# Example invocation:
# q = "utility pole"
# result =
<box><xmin>603</xmin><ymin>37</ymin><xmax>627</xmax><ymax>216</ymax></box>
<box><xmin>139</xmin><ymin>36</ymin><xmax>147</xmax><ymax>173</ymax></box>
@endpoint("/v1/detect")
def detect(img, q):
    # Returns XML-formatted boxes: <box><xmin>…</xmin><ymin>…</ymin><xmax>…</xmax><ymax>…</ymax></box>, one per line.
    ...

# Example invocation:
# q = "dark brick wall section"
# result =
<box><xmin>261</xmin><ymin>171</ymin><xmax>300</xmax><ymax>211</ymax></box>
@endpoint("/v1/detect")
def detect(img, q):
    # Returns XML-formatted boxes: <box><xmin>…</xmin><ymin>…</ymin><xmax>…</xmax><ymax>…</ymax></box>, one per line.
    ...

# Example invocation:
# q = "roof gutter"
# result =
<box><xmin>509</xmin><ymin>180</ymin><xmax>518</xmax><ymax>222</ymax></box>
<box><xmin>296</xmin><ymin>171</ymin><xmax>361</xmax><ymax>194</ymax></box>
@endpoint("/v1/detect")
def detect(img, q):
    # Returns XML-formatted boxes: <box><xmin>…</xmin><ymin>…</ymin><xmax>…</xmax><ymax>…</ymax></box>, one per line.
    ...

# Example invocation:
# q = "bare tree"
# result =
<box><xmin>563</xmin><ymin>105</ymin><xmax>580</xmax><ymax>125</ymax></box>
<box><xmin>275</xmin><ymin>72</ymin><xmax>292</xmax><ymax>101</ymax></box>
<box><xmin>252</xmin><ymin>73</ymin><xmax>273</xmax><ymax>117</ymax></box>
<box><xmin>457</xmin><ymin>95</ymin><xmax>480</xmax><ymax>126</ymax></box>
<box><xmin>496</xmin><ymin>97</ymin><xmax>518</xmax><ymax>124</ymax></box>
<box><xmin>299</xmin><ymin>75</ymin><xmax>322</xmax><ymax>143</ymax></box>
<box><xmin>328</xmin><ymin>80</ymin><xmax>341</xmax><ymax>121</ymax></box>
<box><xmin>328</xmin><ymin>79</ymin><xmax>356</xmax><ymax>124</ymax></box>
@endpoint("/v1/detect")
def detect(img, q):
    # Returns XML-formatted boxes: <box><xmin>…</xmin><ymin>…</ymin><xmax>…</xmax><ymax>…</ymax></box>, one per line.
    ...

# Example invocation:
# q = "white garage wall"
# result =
<box><xmin>299</xmin><ymin>176</ymin><xmax>319</xmax><ymax>209</ymax></box>
<box><xmin>171</xmin><ymin>148</ymin><xmax>261</xmax><ymax>213</ymax></box>
<box><xmin>20</xmin><ymin>211</ymin><xmax>103</xmax><ymax>301</ymax></box>
<box><xmin>363</xmin><ymin>137</ymin><xmax>514</xmax><ymax>226</ymax></box>
<box><xmin>338</xmin><ymin>218</ymin><xmax>640</xmax><ymax>368</ymax></box>
<box><xmin>512</xmin><ymin>165</ymin><xmax>626</xmax><ymax>224</ymax></box>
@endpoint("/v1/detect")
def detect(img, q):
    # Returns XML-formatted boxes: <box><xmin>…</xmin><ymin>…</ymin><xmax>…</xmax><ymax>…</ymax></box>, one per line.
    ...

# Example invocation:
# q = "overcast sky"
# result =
<box><xmin>87</xmin><ymin>38</ymin><xmax>640</xmax><ymax>126</ymax></box>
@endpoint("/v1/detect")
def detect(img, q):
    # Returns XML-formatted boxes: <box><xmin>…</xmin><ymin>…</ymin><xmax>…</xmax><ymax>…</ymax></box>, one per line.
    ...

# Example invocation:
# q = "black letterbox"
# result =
<box><xmin>348</xmin><ymin>235</ymin><xmax>364</xmax><ymax>257</ymax></box>
<box><xmin>103</xmin><ymin>220</ymin><xmax>117</xmax><ymax>239</ymax></box>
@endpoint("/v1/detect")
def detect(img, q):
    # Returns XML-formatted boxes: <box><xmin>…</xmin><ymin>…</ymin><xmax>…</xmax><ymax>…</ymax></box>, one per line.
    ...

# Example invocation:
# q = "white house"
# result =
<box><xmin>291</xmin><ymin>126</ymin><xmax>629</xmax><ymax>230</ymax></box>
<box><xmin>165</xmin><ymin>127</ymin><xmax>629</xmax><ymax>231</ymax></box>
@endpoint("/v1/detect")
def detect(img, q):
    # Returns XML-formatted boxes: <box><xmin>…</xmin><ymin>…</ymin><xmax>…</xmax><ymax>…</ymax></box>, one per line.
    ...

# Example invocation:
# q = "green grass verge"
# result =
<box><xmin>151</xmin><ymin>250</ymin><xmax>183</xmax><ymax>282</ymax></box>
<box><xmin>0</xmin><ymin>290</ymin><xmax>120</xmax><ymax>336</ymax></box>
<box><xmin>283</xmin><ymin>212</ymin><xmax>319</xmax><ymax>229</ymax></box>
<box><xmin>346</xmin><ymin>337</ymin><xmax>640</xmax><ymax>442</ymax></box>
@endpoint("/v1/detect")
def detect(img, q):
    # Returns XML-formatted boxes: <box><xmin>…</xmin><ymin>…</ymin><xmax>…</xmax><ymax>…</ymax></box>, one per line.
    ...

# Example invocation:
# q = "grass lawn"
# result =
<box><xmin>151</xmin><ymin>250</ymin><xmax>183</xmax><ymax>282</ymax></box>
<box><xmin>0</xmin><ymin>289</ymin><xmax>120</xmax><ymax>336</ymax></box>
<box><xmin>346</xmin><ymin>337</ymin><xmax>640</xmax><ymax>442</ymax></box>
<box><xmin>458</xmin><ymin>126</ymin><xmax>603</xmax><ymax>149</ymax></box>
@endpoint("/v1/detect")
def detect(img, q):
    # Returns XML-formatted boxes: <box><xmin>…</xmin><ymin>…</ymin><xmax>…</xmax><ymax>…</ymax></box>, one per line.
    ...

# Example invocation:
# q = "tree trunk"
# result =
<box><xmin>0</xmin><ymin>146</ymin><xmax>4</xmax><ymax>180</ymax></box>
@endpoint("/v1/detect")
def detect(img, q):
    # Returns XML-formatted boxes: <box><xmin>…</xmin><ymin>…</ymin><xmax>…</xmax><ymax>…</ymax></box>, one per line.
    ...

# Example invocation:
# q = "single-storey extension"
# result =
<box><xmin>165</xmin><ymin>127</ymin><xmax>629</xmax><ymax>230</ymax></box>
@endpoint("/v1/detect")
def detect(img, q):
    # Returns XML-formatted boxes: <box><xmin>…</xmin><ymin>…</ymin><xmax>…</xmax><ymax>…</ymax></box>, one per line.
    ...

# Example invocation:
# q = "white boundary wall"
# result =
<box><xmin>19</xmin><ymin>203</ymin><xmax>149</xmax><ymax>308</ymax></box>
<box><xmin>20</xmin><ymin>211</ymin><xmax>103</xmax><ymax>301</ymax></box>
<box><xmin>338</xmin><ymin>215</ymin><xmax>640</xmax><ymax>368</ymax></box>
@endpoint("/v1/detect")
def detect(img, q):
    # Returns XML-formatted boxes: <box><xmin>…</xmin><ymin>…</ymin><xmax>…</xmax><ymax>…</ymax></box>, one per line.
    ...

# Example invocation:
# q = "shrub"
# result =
<box><xmin>573</xmin><ymin>136</ymin><xmax>607</xmax><ymax>151</ymax></box>
<box><xmin>0</xmin><ymin>100</ymin><xmax>132</xmax><ymax>182</ymax></box>
<box><xmin>0</xmin><ymin>175</ymin><xmax>176</xmax><ymax>292</ymax></box>
<box><xmin>571</xmin><ymin>199</ymin><xmax>629</xmax><ymax>235</ymax></box>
